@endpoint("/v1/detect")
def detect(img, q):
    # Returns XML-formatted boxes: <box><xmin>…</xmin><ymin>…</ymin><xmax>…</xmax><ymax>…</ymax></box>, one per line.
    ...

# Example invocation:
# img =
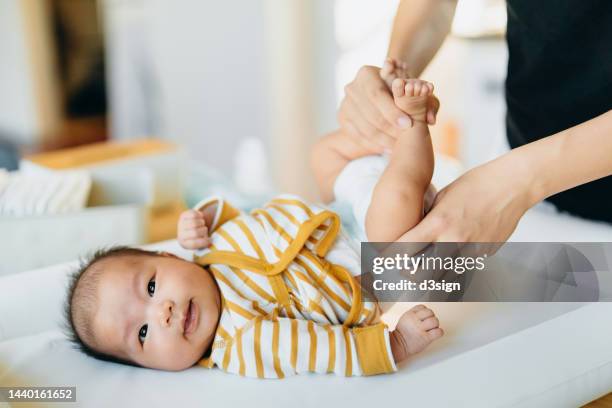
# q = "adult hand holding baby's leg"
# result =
<box><xmin>389</xmin><ymin>305</ymin><xmax>444</xmax><ymax>364</ymax></box>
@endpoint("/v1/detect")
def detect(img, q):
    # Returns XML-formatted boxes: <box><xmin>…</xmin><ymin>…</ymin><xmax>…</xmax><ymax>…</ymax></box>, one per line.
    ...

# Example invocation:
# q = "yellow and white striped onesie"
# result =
<box><xmin>194</xmin><ymin>194</ymin><xmax>397</xmax><ymax>379</ymax></box>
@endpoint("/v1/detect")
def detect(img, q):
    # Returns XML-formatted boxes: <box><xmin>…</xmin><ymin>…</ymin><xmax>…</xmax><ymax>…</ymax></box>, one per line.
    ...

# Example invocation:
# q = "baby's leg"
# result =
<box><xmin>365</xmin><ymin>79</ymin><xmax>435</xmax><ymax>242</ymax></box>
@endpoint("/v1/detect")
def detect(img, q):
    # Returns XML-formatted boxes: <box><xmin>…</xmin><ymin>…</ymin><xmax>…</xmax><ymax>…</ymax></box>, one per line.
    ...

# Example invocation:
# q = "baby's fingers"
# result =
<box><xmin>182</xmin><ymin>237</ymin><xmax>211</xmax><ymax>250</ymax></box>
<box><xmin>182</xmin><ymin>225</ymin><xmax>209</xmax><ymax>240</ymax></box>
<box><xmin>181</xmin><ymin>217</ymin><xmax>206</xmax><ymax>230</ymax></box>
<box><xmin>181</xmin><ymin>209</ymin><xmax>202</xmax><ymax>218</ymax></box>
<box><xmin>415</xmin><ymin>307</ymin><xmax>434</xmax><ymax>320</ymax></box>
<box><xmin>421</xmin><ymin>316</ymin><xmax>439</xmax><ymax>330</ymax></box>
<box><xmin>179</xmin><ymin>210</ymin><xmax>207</xmax><ymax>231</ymax></box>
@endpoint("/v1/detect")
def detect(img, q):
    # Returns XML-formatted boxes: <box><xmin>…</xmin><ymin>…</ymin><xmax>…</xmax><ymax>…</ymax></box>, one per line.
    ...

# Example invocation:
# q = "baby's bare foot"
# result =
<box><xmin>390</xmin><ymin>305</ymin><xmax>444</xmax><ymax>363</ymax></box>
<box><xmin>391</xmin><ymin>78</ymin><xmax>434</xmax><ymax>124</ymax></box>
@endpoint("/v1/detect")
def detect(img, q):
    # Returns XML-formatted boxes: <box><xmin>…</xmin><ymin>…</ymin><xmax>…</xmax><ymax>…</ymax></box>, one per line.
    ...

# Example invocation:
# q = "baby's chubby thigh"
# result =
<box><xmin>333</xmin><ymin>155</ymin><xmax>389</xmax><ymax>236</ymax></box>
<box><xmin>333</xmin><ymin>154</ymin><xmax>437</xmax><ymax>234</ymax></box>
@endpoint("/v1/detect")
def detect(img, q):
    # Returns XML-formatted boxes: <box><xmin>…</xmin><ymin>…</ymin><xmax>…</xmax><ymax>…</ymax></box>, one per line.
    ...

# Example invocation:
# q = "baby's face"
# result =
<box><xmin>91</xmin><ymin>254</ymin><xmax>221</xmax><ymax>370</ymax></box>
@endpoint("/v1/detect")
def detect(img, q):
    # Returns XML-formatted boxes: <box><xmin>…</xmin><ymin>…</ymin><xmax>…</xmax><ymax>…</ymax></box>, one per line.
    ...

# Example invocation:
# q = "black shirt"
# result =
<box><xmin>505</xmin><ymin>0</ymin><xmax>612</xmax><ymax>223</ymax></box>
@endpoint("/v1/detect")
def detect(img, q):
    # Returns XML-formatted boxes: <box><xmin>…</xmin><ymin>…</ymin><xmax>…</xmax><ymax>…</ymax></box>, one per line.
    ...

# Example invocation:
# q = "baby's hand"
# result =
<box><xmin>389</xmin><ymin>305</ymin><xmax>444</xmax><ymax>364</ymax></box>
<box><xmin>177</xmin><ymin>209</ymin><xmax>211</xmax><ymax>250</ymax></box>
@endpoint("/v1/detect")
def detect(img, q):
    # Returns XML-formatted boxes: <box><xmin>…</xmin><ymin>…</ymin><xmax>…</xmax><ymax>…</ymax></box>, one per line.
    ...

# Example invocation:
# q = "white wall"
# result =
<box><xmin>104</xmin><ymin>0</ymin><xmax>339</xmax><ymax>197</ymax></box>
<box><xmin>0</xmin><ymin>0</ymin><xmax>59</xmax><ymax>147</ymax></box>
<box><xmin>0</xmin><ymin>0</ymin><xmax>38</xmax><ymax>144</ymax></box>
<box><xmin>105</xmin><ymin>0</ymin><xmax>270</xmax><ymax>174</ymax></box>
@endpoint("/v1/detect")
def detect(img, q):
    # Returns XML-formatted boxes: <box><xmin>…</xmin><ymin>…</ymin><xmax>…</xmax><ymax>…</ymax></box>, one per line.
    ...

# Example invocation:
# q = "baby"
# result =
<box><xmin>64</xmin><ymin>72</ymin><xmax>443</xmax><ymax>378</ymax></box>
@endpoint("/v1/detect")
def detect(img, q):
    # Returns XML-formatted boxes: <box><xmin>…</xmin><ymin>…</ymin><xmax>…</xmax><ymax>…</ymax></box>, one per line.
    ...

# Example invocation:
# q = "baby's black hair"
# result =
<box><xmin>62</xmin><ymin>246</ymin><xmax>160</xmax><ymax>367</ymax></box>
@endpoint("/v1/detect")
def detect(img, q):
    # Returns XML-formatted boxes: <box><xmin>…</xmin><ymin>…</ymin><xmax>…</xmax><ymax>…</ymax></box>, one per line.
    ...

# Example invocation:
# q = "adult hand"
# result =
<box><xmin>338</xmin><ymin>64</ymin><xmax>439</xmax><ymax>154</ymax></box>
<box><xmin>397</xmin><ymin>155</ymin><xmax>536</xmax><ymax>243</ymax></box>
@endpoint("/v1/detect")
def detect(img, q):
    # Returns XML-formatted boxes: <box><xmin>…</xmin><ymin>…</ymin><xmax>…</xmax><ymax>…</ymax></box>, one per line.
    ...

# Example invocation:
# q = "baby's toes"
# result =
<box><xmin>394</xmin><ymin>82</ymin><xmax>429</xmax><ymax>119</ymax></box>
<box><xmin>421</xmin><ymin>316</ymin><xmax>439</xmax><ymax>331</ymax></box>
<box><xmin>411</xmin><ymin>80</ymin><xmax>423</xmax><ymax>97</ymax></box>
<box><xmin>420</xmin><ymin>81</ymin><xmax>433</xmax><ymax>96</ymax></box>
<box><xmin>404</xmin><ymin>80</ymin><xmax>416</xmax><ymax>97</ymax></box>
<box><xmin>392</xmin><ymin>78</ymin><xmax>406</xmax><ymax>98</ymax></box>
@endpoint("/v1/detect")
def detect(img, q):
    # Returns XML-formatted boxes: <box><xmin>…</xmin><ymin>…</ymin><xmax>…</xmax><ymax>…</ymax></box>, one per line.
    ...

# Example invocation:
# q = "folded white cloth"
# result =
<box><xmin>0</xmin><ymin>169</ymin><xmax>91</xmax><ymax>216</ymax></box>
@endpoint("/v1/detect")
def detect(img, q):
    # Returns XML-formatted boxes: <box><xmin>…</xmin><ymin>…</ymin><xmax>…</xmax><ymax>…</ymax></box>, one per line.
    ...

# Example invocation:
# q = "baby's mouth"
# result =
<box><xmin>183</xmin><ymin>299</ymin><xmax>198</xmax><ymax>336</ymax></box>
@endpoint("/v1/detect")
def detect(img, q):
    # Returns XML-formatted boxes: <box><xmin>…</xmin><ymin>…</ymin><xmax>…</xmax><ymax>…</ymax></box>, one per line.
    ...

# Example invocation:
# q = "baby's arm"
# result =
<box><xmin>219</xmin><ymin>318</ymin><xmax>397</xmax><ymax>378</ymax></box>
<box><xmin>311</xmin><ymin>129</ymin><xmax>376</xmax><ymax>203</ymax></box>
<box><xmin>365</xmin><ymin>78</ymin><xmax>436</xmax><ymax>242</ymax></box>
<box><xmin>216</xmin><ymin>306</ymin><xmax>442</xmax><ymax>378</ymax></box>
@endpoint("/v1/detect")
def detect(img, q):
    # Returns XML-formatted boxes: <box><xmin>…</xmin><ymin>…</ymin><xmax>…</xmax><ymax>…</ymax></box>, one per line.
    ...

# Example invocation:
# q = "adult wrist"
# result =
<box><xmin>503</xmin><ymin>141</ymin><xmax>555</xmax><ymax>209</ymax></box>
<box><xmin>486</xmin><ymin>149</ymin><xmax>541</xmax><ymax>213</ymax></box>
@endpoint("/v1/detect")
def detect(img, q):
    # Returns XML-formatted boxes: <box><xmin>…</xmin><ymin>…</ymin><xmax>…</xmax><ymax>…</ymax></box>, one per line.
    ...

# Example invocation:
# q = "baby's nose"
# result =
<box><xmin>158</xmin><ymin>299</ymin><xmax>174</xmax><ymax>327</ymax></box>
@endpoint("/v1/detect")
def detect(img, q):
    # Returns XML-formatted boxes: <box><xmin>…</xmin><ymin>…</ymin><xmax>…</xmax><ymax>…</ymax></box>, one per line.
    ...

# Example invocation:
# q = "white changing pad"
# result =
<box><xmin>2</xmin><ymin>204</ymin><xmax>612</xmax><ymax>407</ymax></box>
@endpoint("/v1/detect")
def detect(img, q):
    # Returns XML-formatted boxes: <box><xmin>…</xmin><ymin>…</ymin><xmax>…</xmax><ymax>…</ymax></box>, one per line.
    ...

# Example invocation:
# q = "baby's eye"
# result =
<box><xmin>147</xmin><ymin>278</ymin><xmax>156</xmax><ymax>297</ymax></box>
<box><xmin>138</xmin><ymin>324</ymin><xmax>148</xmax><ymax>345</ymax></box>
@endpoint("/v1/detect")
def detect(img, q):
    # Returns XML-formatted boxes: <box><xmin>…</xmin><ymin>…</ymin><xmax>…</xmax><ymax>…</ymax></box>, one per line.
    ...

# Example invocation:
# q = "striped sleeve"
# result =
<box><xmin>192</xmin><ymin>195</ymin><xmax>241</xmax><ymax>233</ymax></box>
<box><xmin>219</xmin><ymin>318</ymin><xmax>397</xmax><ymax>379</ymax></box>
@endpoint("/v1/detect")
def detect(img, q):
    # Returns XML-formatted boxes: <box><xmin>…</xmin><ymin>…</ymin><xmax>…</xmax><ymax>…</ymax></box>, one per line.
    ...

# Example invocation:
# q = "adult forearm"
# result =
<box><xmin>512</xmin><ymin>110</ymin><xmax>612</xmax><ymax>207</ymax></box>
<box><xmin>387</xmin><ymin>0</ymin><xmax>457</xmax><ymax>77</ymax></box>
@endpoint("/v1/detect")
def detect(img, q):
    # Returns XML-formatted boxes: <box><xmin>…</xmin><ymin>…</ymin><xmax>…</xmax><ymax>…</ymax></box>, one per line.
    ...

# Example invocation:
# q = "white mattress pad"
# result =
<box><xmin>1</xmin><ymin>203</ymin><xmax>612</xmax><ymax>407</ymax></box>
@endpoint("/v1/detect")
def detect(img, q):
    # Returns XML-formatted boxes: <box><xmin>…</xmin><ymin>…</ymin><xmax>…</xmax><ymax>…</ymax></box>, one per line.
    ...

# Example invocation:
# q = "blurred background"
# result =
<box><xmin>0</xmin><ymin>0</ymin><xmax>507</xmax><ymax>273</ymax></box>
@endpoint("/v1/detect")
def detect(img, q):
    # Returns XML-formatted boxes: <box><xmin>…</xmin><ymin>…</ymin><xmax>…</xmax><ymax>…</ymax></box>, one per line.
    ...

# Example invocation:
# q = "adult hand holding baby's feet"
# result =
<box><xmin>390</xmin><ymin>305</ymin><xmax>444</xmax><ymax>364</ymax></box>
<box><xmin>380</xmin><ymin>59</ymin><xmax>439</xmax><ymax>125</ymax></box>
<box><xmin>178</xmin><ymin>209</ymin><xmax>212</xmax><ymax>250</ymax></box>
<box><xmin>390</xmin><ymin>77</ymin><xmax>438</xmax><ymax>125</ymax></box>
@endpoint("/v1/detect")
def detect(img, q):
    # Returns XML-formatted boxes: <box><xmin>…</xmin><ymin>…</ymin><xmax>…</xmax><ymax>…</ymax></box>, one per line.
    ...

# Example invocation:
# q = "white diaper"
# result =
<box><xmin>333</xmin><ymin>155</ymin><xmax>387</xmax><ymax>234</ymax></box>
<box><xmin>333</xmin><ymin>155</ymin><xmax>436</xmax><ymax>239</ymax></box>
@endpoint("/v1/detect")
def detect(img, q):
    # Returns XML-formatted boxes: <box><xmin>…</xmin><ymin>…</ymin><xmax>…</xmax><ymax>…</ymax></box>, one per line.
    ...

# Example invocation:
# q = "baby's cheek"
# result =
<box><xmin>152</xmin><ymin>337</ymin><xmax>199</xmax><ymax>370</ymax></box>
<box><xmin>175</xmin><ymin>338</ymin><xmax>204</xmax><ymax>368</ymax></box>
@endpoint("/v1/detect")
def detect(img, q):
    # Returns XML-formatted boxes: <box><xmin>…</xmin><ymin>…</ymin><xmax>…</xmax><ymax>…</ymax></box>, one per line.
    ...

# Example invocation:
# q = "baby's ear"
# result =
<box><xmin>159</xmin><ymin>251</ymin><xmax>179</xmax><ymax>259</ymax></box>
